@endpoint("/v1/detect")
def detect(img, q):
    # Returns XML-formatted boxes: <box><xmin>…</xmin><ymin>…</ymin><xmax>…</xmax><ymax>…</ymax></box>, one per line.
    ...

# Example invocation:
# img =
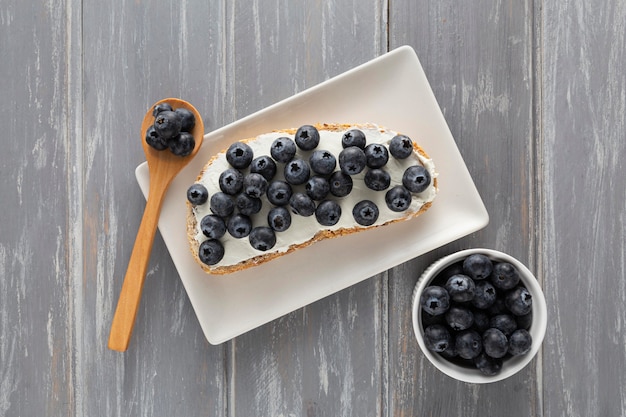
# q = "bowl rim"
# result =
<box><xmin>411</xmin><ymin>248</ymin><xmax>547</xmax><ymax>384</ymax></box>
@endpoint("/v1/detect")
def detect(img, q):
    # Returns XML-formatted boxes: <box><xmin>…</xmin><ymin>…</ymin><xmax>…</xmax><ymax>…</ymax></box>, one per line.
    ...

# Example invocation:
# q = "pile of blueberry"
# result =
<box><xmin>187</xmin><ymin>125</ymin><xmax>432</xmax><ymax>266</ymax></box>
<box><xmin>145</xmin><ymin>102</ymin><xmax>196</xmax><ymax>156</ymax></box>
<box><xmin>420</xmin><ymin>254</ymin><xmax>533</xmax><ymax>376</ymax></box>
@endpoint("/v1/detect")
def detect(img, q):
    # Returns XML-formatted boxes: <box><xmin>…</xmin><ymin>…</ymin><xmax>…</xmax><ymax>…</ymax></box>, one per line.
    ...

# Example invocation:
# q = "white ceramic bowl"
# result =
<box><xmin>411</xmin><ymin>248</ymin><xmax>547</xmax><ymax>383</ymax></box>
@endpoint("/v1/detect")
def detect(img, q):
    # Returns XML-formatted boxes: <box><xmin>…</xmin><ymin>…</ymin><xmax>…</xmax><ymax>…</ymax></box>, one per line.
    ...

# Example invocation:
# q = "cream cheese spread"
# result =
<box><xmin>190</xmin><ymin>124</ymin><xmax>437</xmax><ymax>269</ymax></box>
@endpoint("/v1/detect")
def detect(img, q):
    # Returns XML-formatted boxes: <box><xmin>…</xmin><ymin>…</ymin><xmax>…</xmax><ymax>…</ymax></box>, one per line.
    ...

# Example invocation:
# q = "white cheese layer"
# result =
<box><xmin>191</xmin><ymin>124</ymin><xmax>437</xmax><ymax>268</ymax></box>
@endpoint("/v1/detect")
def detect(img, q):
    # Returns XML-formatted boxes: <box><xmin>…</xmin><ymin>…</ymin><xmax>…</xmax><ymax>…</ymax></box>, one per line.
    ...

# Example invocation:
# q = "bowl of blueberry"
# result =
<box><xmin>411</xmin><ymin>248</ymin><xmax>547</xmax><ymax>383</ymax></box>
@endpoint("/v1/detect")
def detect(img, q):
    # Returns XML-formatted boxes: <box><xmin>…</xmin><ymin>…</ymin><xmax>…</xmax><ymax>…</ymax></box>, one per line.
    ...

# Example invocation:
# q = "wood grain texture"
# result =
<box><xmin>79</xmin><ymin>0</ymin><xmax>226</xmax><ymax>416</ymax></box>
<box><xmin>388</xmin><ymin>0</ymin><xmax>538</xmax><ymax>415</ymax></box>
<box><xmin>224</xmin><ymin>2</ymin><xmax>389</xmax><ymax>416</ymax></box>
<box><xmin>2</xmin><ymin>0</ymin><xmax>626</xmax><ymax>415</ymax></box>
<box><xmin>540</xmin><ymin>1</ymin><xmax>626</xmax><ymax>416</ymax></box>
<box><xmin>0</xmin><ymin>1</ymin><xmax>74</xmax><ymax>415</ymax></box>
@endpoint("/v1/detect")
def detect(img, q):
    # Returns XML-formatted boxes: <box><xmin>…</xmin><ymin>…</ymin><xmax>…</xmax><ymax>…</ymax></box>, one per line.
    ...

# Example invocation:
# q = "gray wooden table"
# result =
<box><xmin>2</xmin><ymin>0</ymin><xmax>625</xmax><ymax>416</ymax></box>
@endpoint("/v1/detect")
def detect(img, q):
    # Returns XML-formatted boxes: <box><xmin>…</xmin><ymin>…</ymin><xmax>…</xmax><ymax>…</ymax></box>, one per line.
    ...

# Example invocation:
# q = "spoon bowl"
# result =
<box><xmin>141</xmin><ymin>99</ymin><xmax>204</xmax><ymax>175</ymax></box>
<box><xmin>108</xmin><ymin>98</ymin><xmax>204</xmax><ymax>352</ymax></box>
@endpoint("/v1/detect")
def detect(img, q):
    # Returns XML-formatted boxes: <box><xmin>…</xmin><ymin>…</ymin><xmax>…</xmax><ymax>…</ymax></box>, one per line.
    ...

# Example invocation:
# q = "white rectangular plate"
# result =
<box><xmin>135</xmin><ymin>46</ymin><xmax>489</xmax><ymax>344</ymax></box>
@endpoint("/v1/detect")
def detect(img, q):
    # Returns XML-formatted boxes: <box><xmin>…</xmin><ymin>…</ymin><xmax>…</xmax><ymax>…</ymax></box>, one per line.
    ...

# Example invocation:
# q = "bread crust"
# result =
<box><xmin>187</xmin><ymin>123</ymin><xmax>437</xmax><ymax>275</ymax></box>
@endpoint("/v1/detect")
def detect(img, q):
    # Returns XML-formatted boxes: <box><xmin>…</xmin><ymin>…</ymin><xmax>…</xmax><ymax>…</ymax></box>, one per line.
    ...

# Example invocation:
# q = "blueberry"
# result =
<box><xmin>175</xmin><ymin>108</ymin><xmax>195</xmax><ymax>132</ymax></box>
<box><xmin>289</xmin><ymin>192</ymin><xmax>316</xmax><ymax>217</ymax></box>
<box><xmin>187</xmin><ymin>183</ymin><xmax>209</xmax><ymax>206</ymax></box>
<box><xmin>268</xmin><ymin>206</ymin><xmax>291</xmax><ymax>232</ymax></box>
<box><xmin>402</xmin><ymin>165</ymin><xmax>431</xmax><ymax>193</ymax></box>
<box><xmin>364</xmin><ymin>169</ymin><xmax>391</xmax><ymax>191</ymax></box>
<box><xmin>490</xmin><ymin>314</ymin><xmax>518</xmax><ymax>336</ymax></box>
<box><xmin>423</xmin><ymin>324</ymin><xmax>451</xmax><ymax>353</ymax></box>
<box><xmin>473</xmin><ymin>352</ymin><xmax>503</xmax><ymax>376</ymax></box>
<box><xmin>487</xmin><ymin>297</ymin><xmax>509</xmax><ymax>316</ymax></box>
<box><xmin>341</xmin><ymin>129</ymin><xmax>366</xmax><ymax>149</ymax></box>
<box><xmin>219</xmin><ymin>168</ymin><xmax>244</xmax><ymax>195</ymax></box>
<box><xmin>471</xmin><ymin>280</ymin><xmax>497</xmax><ymax>309</ymax></box>
<box><xmin>440</xmin><ymin>341</ymin><xmax>458</xmax><ymax>359</ymax></box>
<box><xmin>420</xmin><ymin>286</ymin><xmax>450</xmax><ymax>316</ymax></box>
<box><xmin>455</xmin><ymin>330</ymin><xmax>483</xmax><ymax>360</ymax></box>
<box><xmin>444</xmin><ymin>274</ymin><xmax>476</xmax><ymax>302</ymax></box>
<box><xmin>227</xmin><ymin>213</ymin><xmax>252</xmax><ymax>238</ymax></box>
<box><xmin>226</xmin><ymin>142</ymin><xmax>254</xmax><ymax>169</ymax></box>
<box><xmin>210</xmin><ymin>192</ymin><xmax>234</xmax><ymax>218</ymax></box>
<box><xmin>152</xmin><ymin>102</ymin><xmax>173</xmax><ymax>117</ymax></box>
<box><xmin>250</xmin><ymin>155</ymin><xmax>277</xmax><ymax>181</ymax></box>
<box><xmin>315</xmin><ymin>200</ymin><xmax>341</xmax><ymax>226</ymax></box>
<box><xmin>472</xmin><ymin>310</ymin><xmax>491</xmax><ymax>333</ymax></box>
<box><xmin>236</xmin><ymin>193</ymin><xmax>262</xmax><ymax>216</ymax></box>
<box><xmin>389</xmin><ymin>134</ymin><xmax>414</xmax><ymax>159</ymax></box>
<box><xmin>352</xmin><ymin>200</ymin><xmax>379</xmax><ymax>226</ymax></box>
<box><xmin>505</xmin><ymin>286</ymin><xmax>533</xmax><ymax>316</ymax></box>
<box><xmin>433</xmin><ymin>262</ymin><xmax>464</xmax><ymax>286</ymax></box>
<box><xmin>270</xmin><ymin>136</ymin><xmax>297</xmax><ymax>163</ymax></box>
<box><xmin>266</xmin><ymin>180</ymin><xmax>293</xmax><ymax>206</ymax></box>
<box><xmin>329</xmin><ymin>171</ymin><xmax>353</xmax><ymax>197</ymax></box>
<box><xmin>249</xmin><ymin>226</ymin><xmax>276</xmax><ymax>251</ymax></box>
<box><xmin>463</xmin><ymin>254</ymin><xmax>493</xmax><ymax>280</ymax></box>
<box><xmin>154</xmin><ymin>110</ymin><xmax>182</xmax><ymax>140</ymax></box>
<box><xmin>295</xmin><ymin>125</ymin><xmax>320</xmax><ymax>150</ymax></box>
<box><xmin>385</xmin><ymin>186</ymin><xmax>412</xmax><ymax>212</ymax></box>
<box><xmin>516</xmin><ymin>311</ymin><xmax>533</xmax><ymax>330</ymax></box>
<box><xmin>243</xmin><ymin>172</ymin><xmax>268</xmax><ymax>198</ymax></box>
<box><xmin>284</xmin><ymin>158</ymin><xmax>310</xmax><ymax>185</ymax></box>
<box><xmin>482</xmin><ymin>328</ymin><xmax>509</xmax><ymax>358</ymax></box>
<box><xmin>490</xmin><ymin>262</ymin><xmax>521</xmax><ymax>290</ymax></box>
<box><xmin>309</xmin><ymin>150</ymin><xmax>337</xmax><ymax>175</ymax></box>
<box><xmin>198</xmin><ymin>239</ymin><xmax>225</xmax><ymax>265</ymax></box>
<box><xmin>339</xmin><ymin>146</ymin><xmax>367</xmax><ymax>175</ymax></box>
<box><xmin>169</xmin><ymin>132</ymin><xmax>195</xmax><ymax>156</ymax></box>
<box><xmin>305</xmin><ymin>176</ymin><xmax>330</xmax><ymax>200</ymax></box>
<box><xmin>508</xmin><ymin>329</ymin><xmax>532</xmax><ymax>356</ymax></box>
<box><xmin>421</xmin><ymin>311</ymin><xmax>446</xmax><ymax>328</ymax></box>
<box><xmin>364</xmin><ymin>143</ymin><xmax>389</xmax><ymax>168</ymax></box>
<box><xmin>200</xmin><ymin>214</ymin><xmax>226</xmax><ymax>239</ymax></box>
<box><xmin>145</xmin><ymin>125</ymin><xmax>168</xmax><ymax>150</ymax></box>
<box><xmin>445</xmin><ymin>306</ymin><xmax>474</xmax><ymax>331</ymax></box>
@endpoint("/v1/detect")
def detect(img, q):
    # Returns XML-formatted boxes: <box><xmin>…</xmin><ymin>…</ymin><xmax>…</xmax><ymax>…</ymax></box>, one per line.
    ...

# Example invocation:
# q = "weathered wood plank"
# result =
<box><xmin>540</xmin><ymin>1</ymin><xmax>626</xmax><ymax>416</ymax></box>
<box><xmin>0</xmin><ymin>1</ymin><xmax>74</xmax><ymax>415</ymax></box>
<box><xmin>78</xmin><ymin>0</ymin><xmax>227</xmax><ymax>415</ymax></box>
<box><xmin>388</xmin><ymin>0</ymin><xmax>537</xmax><ymax>415</ymax></box>
<box><xmin>224</xmin><ymin>1</ymin><xmax>389</xmax><ymax>415</ymax></box>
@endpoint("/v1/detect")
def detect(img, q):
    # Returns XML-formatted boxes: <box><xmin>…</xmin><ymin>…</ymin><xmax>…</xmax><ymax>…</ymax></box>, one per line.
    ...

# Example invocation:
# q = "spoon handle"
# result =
<box><xmin>108</xmin><ymin>183</ymin><xmax>166</xmax><ymax>351</ymax></box>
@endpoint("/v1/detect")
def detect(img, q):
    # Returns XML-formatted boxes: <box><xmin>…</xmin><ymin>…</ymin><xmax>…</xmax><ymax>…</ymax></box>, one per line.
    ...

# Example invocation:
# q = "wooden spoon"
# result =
<box><xmin>108</xmin><ymin>98</ymin><xmax>204</xmax><ymax>352</ymax></box>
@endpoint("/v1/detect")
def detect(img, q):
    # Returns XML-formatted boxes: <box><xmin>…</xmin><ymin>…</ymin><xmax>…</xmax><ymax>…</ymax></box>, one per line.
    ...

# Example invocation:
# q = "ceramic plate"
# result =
<box><xmin>135</xmin><ymin>45</ymin><xmax>489</xmax><ymax>344</ymax></box>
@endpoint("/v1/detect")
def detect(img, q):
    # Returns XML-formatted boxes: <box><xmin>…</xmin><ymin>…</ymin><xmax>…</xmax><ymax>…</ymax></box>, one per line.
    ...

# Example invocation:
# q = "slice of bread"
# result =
<box><xmin>186</xmin><ymin>123</ymin><xmax>438</xmax><ymax>274</ymax></box>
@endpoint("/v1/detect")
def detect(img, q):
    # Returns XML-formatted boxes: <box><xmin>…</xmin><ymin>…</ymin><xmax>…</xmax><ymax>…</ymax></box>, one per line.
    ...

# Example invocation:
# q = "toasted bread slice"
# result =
<box><xmin>187</xmin><ymin>123</ymin><xmax>438</xmax><ymax>274</ymax></box>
